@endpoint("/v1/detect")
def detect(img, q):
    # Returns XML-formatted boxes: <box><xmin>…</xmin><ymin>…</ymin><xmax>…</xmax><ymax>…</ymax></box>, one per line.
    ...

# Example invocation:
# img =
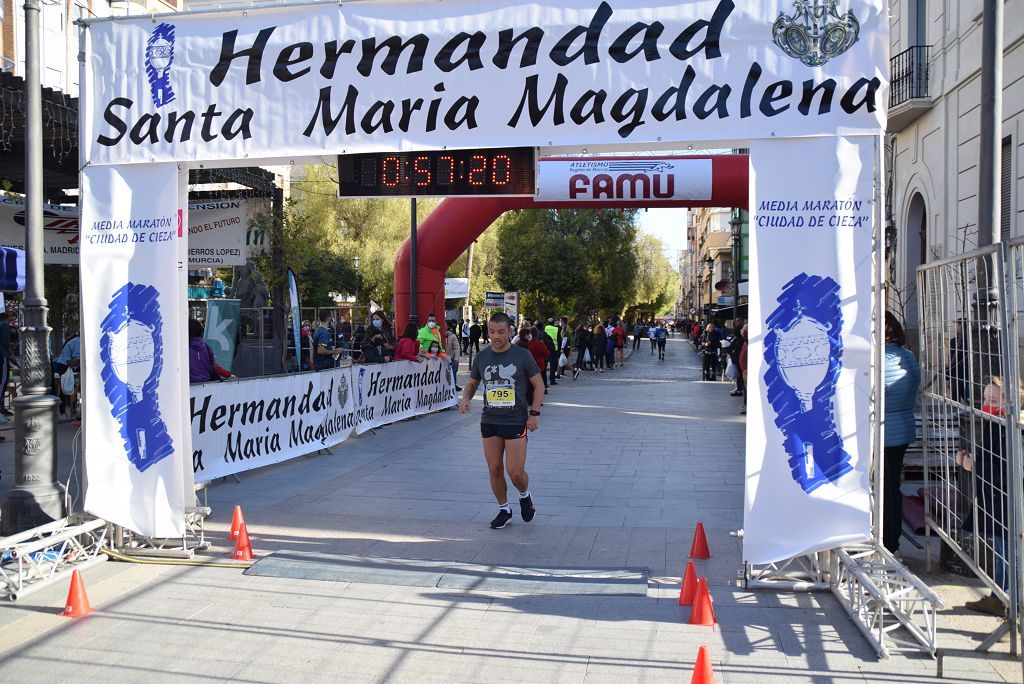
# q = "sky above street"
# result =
<box><xmin>637</xmin><ymin>208</ymin><xmax>688</xmax><ymax>260</ymax></box>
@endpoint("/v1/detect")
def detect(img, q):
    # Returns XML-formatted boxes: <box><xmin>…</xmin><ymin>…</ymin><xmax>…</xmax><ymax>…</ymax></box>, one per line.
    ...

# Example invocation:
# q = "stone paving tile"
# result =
<box><xmin>0</xmin><ymin>339</ymin><xmax>1019</xmax><ymax>682</ymax></box>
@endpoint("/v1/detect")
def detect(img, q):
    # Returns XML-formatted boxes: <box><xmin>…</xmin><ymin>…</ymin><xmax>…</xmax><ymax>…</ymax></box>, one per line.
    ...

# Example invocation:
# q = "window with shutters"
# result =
<box><xmin>1001</xmin><ymin>137</ymin><xmax>1012</xmax><ymax>242</ymax></box>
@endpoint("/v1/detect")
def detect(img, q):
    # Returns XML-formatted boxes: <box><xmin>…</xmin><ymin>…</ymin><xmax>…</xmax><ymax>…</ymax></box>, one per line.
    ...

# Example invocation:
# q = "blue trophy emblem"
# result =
<box><xmin>99</xmin><ymin>283</ymin><xmax>174</xmax><ymax>472</ymax></box>
<box><xmin>145</xmin><ymin>23</ymin><xmax>176</xmax><ymax>108</ymax></box>
<box><xmin>763</xmin><ymin>273</ymin><xmax>852</xmax><ymax>493</ymax></box>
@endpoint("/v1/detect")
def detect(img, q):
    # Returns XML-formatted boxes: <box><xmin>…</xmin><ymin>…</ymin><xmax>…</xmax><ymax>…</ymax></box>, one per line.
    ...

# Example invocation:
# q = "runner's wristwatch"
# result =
<box><xmin>529</xmin><ymin>410</ymin><xmax>541</xmax><ymax>416</ymax></box>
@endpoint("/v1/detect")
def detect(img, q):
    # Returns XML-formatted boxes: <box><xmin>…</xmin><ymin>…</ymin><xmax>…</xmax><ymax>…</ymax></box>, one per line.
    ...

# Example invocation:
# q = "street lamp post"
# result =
<box><xmin>352</xmin><ymin>255</ymin><xmax>361</xmax><ymax>323</ymax></box>
<box><xmin>705</xmin><ymin>256</ymin><xmax>715</xmax><ymax>319</ymax></box>
<box><xmin>730</xmin><ymin>210</ymin><xmax>742</xmax><ymax>326</ymax></box>
<box><xmin>1</xmin><ymin>0</ymin><xmax>64</xmax><ymax>534</ymax></box>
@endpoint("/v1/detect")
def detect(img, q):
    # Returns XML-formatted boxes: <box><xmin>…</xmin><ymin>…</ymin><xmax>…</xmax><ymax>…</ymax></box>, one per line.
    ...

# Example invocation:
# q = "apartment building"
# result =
<box><xmin>887</xmin><ymin>0</ymin><xmax>1024</xmax><ymax>347</ymax></box>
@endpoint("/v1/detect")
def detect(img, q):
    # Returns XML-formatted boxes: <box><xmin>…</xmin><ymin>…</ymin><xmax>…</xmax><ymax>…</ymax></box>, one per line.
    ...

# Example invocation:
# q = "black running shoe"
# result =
<box><xmin>490</xmin><ymin>508</ymin><xmax>513</xmax><ymax>529</ymax></box>
<box><xmin>572</xmin><ymin>368</ymin><xmax>580</xmax><ymax>381</ymax></box>
<box><xmin>519</xmin><ymin>495</ymin><xmax>536</xmax><ymax>523</ymax></box>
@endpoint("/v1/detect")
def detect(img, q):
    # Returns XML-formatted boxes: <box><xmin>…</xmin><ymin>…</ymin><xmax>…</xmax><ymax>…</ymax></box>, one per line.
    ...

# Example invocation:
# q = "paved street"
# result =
<box><xmin>0</xmin><ymin>337</ymin><xmax>1019</xmax><ymax>682</ymax></box>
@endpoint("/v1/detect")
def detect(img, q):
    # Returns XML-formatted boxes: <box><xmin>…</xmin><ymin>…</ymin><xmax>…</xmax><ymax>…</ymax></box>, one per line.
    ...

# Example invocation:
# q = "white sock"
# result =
<box><xmin>518</xmin><ymin>489</ymin><xmax>530</xmax><ymax>499</ymax></box>
<box><xmin>499</xmin><ymin>503</ymin><xmax>511</xmax><ymax>512</ymax></box>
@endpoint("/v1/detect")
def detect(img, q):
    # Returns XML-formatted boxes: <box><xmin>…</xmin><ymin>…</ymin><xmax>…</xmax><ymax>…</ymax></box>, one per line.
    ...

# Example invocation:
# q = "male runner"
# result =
<box><xmin>460</xmin><ymin>311</ymin><xmax>545</xmax><ymax>529</ymax></box>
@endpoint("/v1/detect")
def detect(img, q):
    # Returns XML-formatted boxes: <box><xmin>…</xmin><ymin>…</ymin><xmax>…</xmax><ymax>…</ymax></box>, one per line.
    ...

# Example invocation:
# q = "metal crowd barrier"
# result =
<box><xmin>917</xmin><ymin>242</ymin><xmax>1024</xmax><ymax>654</ymax></box>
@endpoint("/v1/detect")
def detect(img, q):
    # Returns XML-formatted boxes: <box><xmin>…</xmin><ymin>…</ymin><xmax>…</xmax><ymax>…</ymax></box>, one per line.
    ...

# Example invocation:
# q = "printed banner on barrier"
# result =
<box><xmin>0</xmin><ymin>196</ymin><xmax>248</xmax><ymax>266</ymax></box>
<box><xmin>81</xmin><ymin>163</ymin><xmax>187</xmax><ymax>537</ymax></box>
<box><xmin>535</xmin><ymin>158</ymin><xmax>712</xmax><ymax>202</ymax></box>
<box><xmin>203</xmin><ymin>298</ymin><xmax>240</xmax><ymax>372</ymax></box>
<box><xmin>444</xmin><ymin>278</ymin><xmax>469</xmax><ymax>300</ymax></box>
<box><xmin>190</xmin><ymin>368</ymin><xmax>357</xmax><ymax>482</ymax></box>
<box><xmin>82</xmin><ymin>0</ymin><xmax>888</xmax><ymax>165</ymax></box>
<box><xmin>743</xmin><ymin>136</ymin><xmax>875</xmax><ymax>564</ymax></box>
<box><xmin>354</xmin><ymin>359</ymin><xmax>458</xmax><ymax>433</ymax></box>
<box><xmin>185</xmin><ymin>200</ymin><xmax>249</xmax><ymax>266</ymax></box>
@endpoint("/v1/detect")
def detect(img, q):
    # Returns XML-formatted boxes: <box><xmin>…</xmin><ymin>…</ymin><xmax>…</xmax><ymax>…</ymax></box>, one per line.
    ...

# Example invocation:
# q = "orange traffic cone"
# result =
<box><xmin>63</xmin><ymin>570</ymin><xmax>92</xmax><ymax>618</ymax></box>
<box><xmin>690</xmin><ymin>645</ymin><xmax>716</xmax><ymax>684</ymax></box>
<box><xmin>232</xmin><ymin>522</ymin><xmax>254</xmax><ymax>561</ymax></box>
<box><xmin>689</xmin><ymin>579</ymin><xmax>716</xmax><ymax>627</ymax></box>
<box><xmin>678</xmin><ymin>561</ymin><xmax>699</xmax><ymax>606</ymax></box>
<box><xmin>689</xmin><ymin>522</ymin><xmax>711</xmax><ymax>559</ymax></box>
<box><xmin>228</xmin><ymin>505</ymin><xmax>246</xmax><ymax>540</ymax></box>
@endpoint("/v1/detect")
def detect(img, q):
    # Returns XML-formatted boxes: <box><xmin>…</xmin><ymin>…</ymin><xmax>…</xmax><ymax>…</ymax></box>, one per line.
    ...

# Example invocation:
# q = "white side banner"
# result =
<box><xmin>185</xmin><ymin>200</ymin><xmax>249</xmax><ymax>267</ymax></box>
<box><xmin>0</xmin><ymin>196</ymin><xmax>248</xmax><ymax>266</ymax></box>
<box><xmin>82</xmin><ymin>0</ymin><xmax>888</xmax><ymax>165</ymax></box>
<box><xmin>536</xmin><ymin>157</ymin><xmax>712</xmax><ymax>202</ymax></box>
<box><xmin>190</xmin><ymin>368</ymin><xmax>357</xmax><ymax>483</ymax></box>
<box><xmin>354</xmin><ymin>359</ymin><xmax>458</xmax><ymax>433</ymax></box>
<box><xmin>444</xmin><ymin>277</ymin><xmax>469</xmax><ymax>299</ymax></box>
<box><xmin>743</xmin><ymin>136</ymin><xmax>875</xmax><ymax>564</ymax></box>
<box><xmin>81</xmin><ymin>164</ymin><xmax>187</xmax><ymax>538</ymax></box>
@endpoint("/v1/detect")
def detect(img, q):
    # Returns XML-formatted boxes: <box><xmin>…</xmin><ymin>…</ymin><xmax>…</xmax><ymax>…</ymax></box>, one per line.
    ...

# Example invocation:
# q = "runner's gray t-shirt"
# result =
<box><xmin>470</xmin><ymin>344</ymin><xmax>540</xmax><ymax>425</ymax></box>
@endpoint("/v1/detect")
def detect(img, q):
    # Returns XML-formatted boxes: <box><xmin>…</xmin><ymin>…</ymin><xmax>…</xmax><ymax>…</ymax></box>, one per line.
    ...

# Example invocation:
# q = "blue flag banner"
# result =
<box><xmin>0</xmin><ymin>247</ymin><xmax>25</xmax><ymax>292</ymax></box>
<box><xmin>288</xmin><ymin>268</ymin><xmax>301</xmax><ymax>372</ymax></box>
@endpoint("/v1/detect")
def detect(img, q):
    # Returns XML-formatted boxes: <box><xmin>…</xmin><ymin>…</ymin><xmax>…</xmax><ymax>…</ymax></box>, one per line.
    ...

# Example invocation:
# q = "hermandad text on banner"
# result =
<box><xmin>190</xmin><ymin>360</ymin><xmax>458</xmax><ymax>482</ymax></box>
<box><xmin>82</xmin><ymin>0</ymin><xmax>889</xmax><ymax>165</ymax></box>
<box><xmin>354</xmin><ymin>359</ymin><xmax>459</xmax><ymax>433</ymax></box>
<box><xmin>190</xmin><ymin>368</ymin><xmax>358</xmax><ymax>482</ymax></box>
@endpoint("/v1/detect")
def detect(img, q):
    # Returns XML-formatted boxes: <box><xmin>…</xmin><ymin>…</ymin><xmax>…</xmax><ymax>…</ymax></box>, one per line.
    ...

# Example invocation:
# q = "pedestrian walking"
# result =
<box><xmin>700</xmin><ymin>320</ymin><xmax>722</xmax><ymax>381</ymax></box>
<box><xmin>446</xmin><ymin>322</ymin><xmax>462</xmax><ymax>391</ymax></box>
<box><xmin>728</xmin><ymin>323</ymin><xmax>745</xmax><ymax>397</ymax></box>
<box><xmin>655</xmin><ymin>321</ymin><xmax>668</xmax><ymax>360</ymax></box>
<box><xmin>525</xmin><ymin>326</ymin><xmax>551</xmax><ymax>394</ymax></box>
<box><xmin>612</xmin><ymin>320</ymin><xmax>626</xmax><ymax>364</ymax></box>
<box><xmin>649</xmin><ymin>323</ymin><xmax>657</xmax><ymax>354</ymax></box>
<box><xmin>633</xmin><ymin>321</ymin><xmax>646</xmax><ymax>350</ymax></box>
<box><xmin>470</xmin><ymin>319</ymin><xmax>482</xmax><ymax>352</ymax></box>
<box><xmin>591</xmin><ymin>324</ymin><xmax>608</xmax><ymax>372</ymax></box>
<box><xmin>461</xmin><ymin>319</ymin><xmax>471</xmax><ymax>354</ymax></box>
<box><xmin>882</xmin><ymin>313</ymin><xmax>920</xmax><ymax>556</ymax></box>
<box><xmin>460</xmin><ymin>312</ymin><xmax>545</xmax><ymax>529</ymax></box>
<box><xmin>575</xmin><ymin>323</ymin><xmax>592</xmax><ymax>372</ymax></box>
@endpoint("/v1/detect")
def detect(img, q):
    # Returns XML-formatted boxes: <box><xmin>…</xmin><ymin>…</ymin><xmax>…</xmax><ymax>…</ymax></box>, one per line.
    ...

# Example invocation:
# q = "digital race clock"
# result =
<box><xmin>337</xmin><ymin>147</ymin><xmax>536</xmax><ymax>198</ymax></box>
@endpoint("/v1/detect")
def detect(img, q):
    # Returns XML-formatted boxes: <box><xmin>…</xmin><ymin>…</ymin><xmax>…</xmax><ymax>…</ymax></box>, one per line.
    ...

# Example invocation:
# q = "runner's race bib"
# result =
<box><xmin>485</xmin><ymin>382</ymin><xmax>515</xmax><ymax>408</ymax></box>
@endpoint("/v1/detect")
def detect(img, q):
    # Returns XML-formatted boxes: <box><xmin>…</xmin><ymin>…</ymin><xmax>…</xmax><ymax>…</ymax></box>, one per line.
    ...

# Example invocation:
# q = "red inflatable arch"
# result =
<box><xmin>394</xmin><ymin>155</ymin><xmax>748</xmax><ymax>330</ymax></box>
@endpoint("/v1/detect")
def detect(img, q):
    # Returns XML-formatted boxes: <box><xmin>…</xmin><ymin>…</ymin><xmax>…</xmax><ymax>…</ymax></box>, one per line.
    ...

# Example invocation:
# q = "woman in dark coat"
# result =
<box><xmin>591</xmin><ymin>324</ymin><xmax>608</xmax><ymax>372</ymax></box>
<box><xmin>574</xmin><ymin>324</ymin><xmax>591</xmax><ymax>371</ymax></box>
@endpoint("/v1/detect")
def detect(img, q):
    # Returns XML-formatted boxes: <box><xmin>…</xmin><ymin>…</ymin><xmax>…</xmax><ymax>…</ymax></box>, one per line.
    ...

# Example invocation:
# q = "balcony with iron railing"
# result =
<box><xmin>888</xmin><ymin>45</ymin><xmax>932</xmax><ymax>132</ymax></box>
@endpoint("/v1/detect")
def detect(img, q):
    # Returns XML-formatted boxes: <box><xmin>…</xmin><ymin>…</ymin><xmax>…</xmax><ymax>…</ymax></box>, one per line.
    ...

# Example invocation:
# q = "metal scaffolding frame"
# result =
<box><xmin>0</xmin><ymin>515</ymin><xmax>108</xmax><ymax>601</ymax></box>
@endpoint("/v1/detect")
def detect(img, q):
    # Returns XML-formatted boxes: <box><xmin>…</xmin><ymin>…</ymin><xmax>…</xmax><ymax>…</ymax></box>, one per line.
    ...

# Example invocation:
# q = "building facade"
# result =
<box><xmin>886</xmin><ymin>0</ymin><xmax>1024</xmax><ymax>348</ymax></box>
<box><xmin>685</xmin><ymin>207</ymin><xmax>735</xmax><ymax>319</ymax></box>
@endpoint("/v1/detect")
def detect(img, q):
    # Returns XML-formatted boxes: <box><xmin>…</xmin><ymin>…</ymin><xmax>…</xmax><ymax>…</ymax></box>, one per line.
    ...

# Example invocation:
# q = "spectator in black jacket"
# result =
<box><xmin>361</xmin><ymin>332</ymin><xmax>392</xmax><ymax>363</ymax></box>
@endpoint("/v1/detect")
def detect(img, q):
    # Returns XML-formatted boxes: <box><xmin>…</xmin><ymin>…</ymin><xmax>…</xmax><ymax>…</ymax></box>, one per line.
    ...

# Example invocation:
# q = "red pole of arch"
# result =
<box><xmin>393</xmin><ymin>155</ymin><xmax>748</xmax><ymax>331</ymax></box>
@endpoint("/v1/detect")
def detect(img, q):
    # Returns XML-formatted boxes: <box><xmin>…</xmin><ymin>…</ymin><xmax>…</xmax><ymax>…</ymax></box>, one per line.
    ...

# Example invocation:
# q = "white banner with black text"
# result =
<box><xmin>82</xmin><ymin>0</ymin><xmax>888</xmax><ymax>165</ymax></box>
<box><xmin>0</xmin><ymin>196</ymin><xmax>248</xmax><ymax>266</ymax></box>
<box><xmin>743</xmin><ymin>135</ymin><xmax>875</xmax><ymax>565</ymax></box>
<box><xmin>354</xmin><ymin>359</ymin><xmax>459</xmax><ymax>433</ymax></box>
<box><xmin>81</xmin><ymin>164</ymin><xmax>189</xmax><ymax>538</ymax></box>
<box><xmin>190</xmin><ymin>368</ymin><xmax>357</xmax><ymax>483</ymax></box>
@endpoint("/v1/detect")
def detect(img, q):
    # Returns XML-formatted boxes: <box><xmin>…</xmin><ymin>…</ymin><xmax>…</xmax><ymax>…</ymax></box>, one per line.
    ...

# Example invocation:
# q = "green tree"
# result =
<box><xmin>289</xmin><ymin>164</ymin><xmax>440</xmax><ymax>311</ymax></box>
<box><xmin>494</xmin><ymin>208</ymin><xmax>640</xmax><ymax>320</ymax></box>
<box><xmin>629</xmin><ymin>233</ymin><xmax>680</xmax><ymax>317</ymax></box>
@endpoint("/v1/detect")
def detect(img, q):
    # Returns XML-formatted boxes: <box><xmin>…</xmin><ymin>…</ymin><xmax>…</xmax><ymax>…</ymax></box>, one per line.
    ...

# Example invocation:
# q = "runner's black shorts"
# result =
<box><xmin>481</xmin><ymin>422</ymin><xmax>528</xmax><ymax>439</ymax></box>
